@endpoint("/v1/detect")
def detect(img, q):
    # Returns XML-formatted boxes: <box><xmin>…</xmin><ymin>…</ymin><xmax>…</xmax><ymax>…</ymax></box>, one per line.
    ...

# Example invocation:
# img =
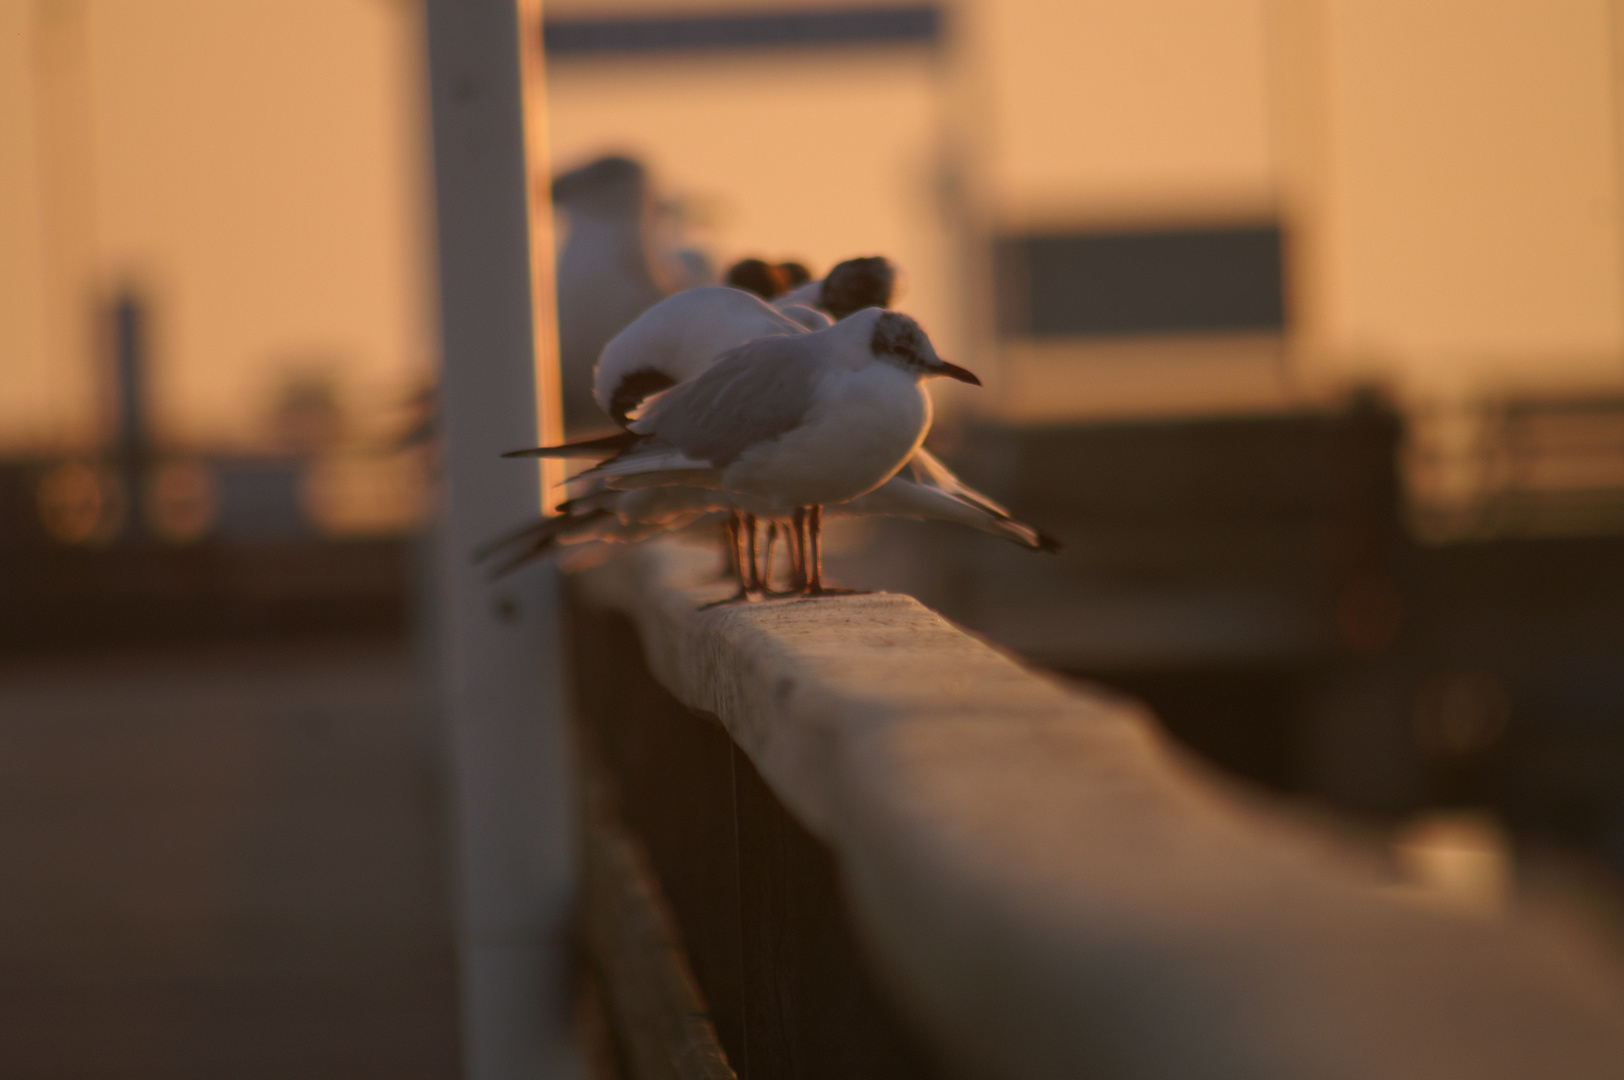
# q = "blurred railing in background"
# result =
<box><xmin>1409</xmin><ymin>395</ymin><xmax>1624</xmax><ymax>542</ymax></box>
<box><xmin>0</xmin><ymin>448</ymin><xmax>425</xmax><ymax>654</ymax></box>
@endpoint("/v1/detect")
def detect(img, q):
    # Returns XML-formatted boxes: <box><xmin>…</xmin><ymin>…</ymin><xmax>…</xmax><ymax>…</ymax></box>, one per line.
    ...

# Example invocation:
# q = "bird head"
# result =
<box><xmin>821</xmin><ymin>256</ymin><xmax>897</xmax><ymax>319</ymax></box>
<box><xmin>868</xmin><ymin>311</ymin><xmax>980</xmax><ymax>385</ymax></box>
<box><xmin>550</xmin><ymin>155</ymin><xmax>647</xmax><ymax>218</ymax></box>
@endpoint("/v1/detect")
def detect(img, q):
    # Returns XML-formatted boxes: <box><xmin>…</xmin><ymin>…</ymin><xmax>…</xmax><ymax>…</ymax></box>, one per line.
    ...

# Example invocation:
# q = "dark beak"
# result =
<box><xmin>932</xmin><ymin>359</ymin><xmax>982</xmax><ymax>386</ymax></box>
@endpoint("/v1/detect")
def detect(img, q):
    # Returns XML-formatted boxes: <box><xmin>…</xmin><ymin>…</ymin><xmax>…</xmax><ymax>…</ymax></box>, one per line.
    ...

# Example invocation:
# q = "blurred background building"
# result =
<box><xmin>7</xmin><ymin>0</ymin><xmax>1624</xmax><ymax>534</ymax></box>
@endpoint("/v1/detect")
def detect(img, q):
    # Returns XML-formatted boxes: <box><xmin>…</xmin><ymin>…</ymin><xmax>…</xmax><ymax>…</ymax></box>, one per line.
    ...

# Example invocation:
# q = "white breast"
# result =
<box><xmin>721</xmin><ymin>363</ymin><xmax>930</xmax><ymax>510</ymax></box>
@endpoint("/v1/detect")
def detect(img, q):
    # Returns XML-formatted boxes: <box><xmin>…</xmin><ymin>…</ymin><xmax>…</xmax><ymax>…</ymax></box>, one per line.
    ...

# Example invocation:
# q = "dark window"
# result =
<box><xmin>998</xmin><ymin>226</ymin><xmax>1285</xmax><ymax>338</ymax></box>
<box><xmin>543</xmin><ymin>6</ymin><xmax>940</xmax><ymax>56</ymax></box>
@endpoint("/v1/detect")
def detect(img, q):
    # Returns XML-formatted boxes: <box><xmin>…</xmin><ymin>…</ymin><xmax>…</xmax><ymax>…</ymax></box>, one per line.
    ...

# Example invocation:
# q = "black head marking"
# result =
<box><xmin>551</xmin><ymin>155</ymin><xmax>647</xmax><ymax>215</ymax></box>
<box><xmin>821</xmin><ymin>256</ymin><xmax>896</xmax><ymax>319</ymax></box>
<box><xmin>725</xmin><ymin>258</ymin><xmax>789</xmax><ymax>300</ymax></box>
<box><xmin>609</xmin><ymin>367</ymin><xmax>677</xmax><ymax>426</ymax></box>
<box><xmin>870</xmin><ymin>311</ymin><xmax>931</xmax><ymax>368</ymax></box>
<box><xmin>777</xmin><ymin>261</ymin><xmax>813</xmax><ymax>288</ymax></box>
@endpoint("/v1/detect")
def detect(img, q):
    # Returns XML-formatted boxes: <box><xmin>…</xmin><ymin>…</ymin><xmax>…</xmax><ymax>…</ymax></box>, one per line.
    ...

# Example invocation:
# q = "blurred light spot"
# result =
<box><xmin>37</xmin><ymin>461</ymin><xmax>125</xmax><ymax>545</ymax></box>
<box><xmin>1412</xmin><ymin>671</ymin><xmax>1511</xmax><ymax>755</ymax></box>
<box><xmin>1393</xmin><ymin>811</ymin><xmax>1513</xmax><ymax>916</ymax></box>
<box><xmin>144</xmin><ymin>460</ymin><xmax>217</xmax><ymax>544</ymax></box>
<box><xmin>301</xmin><ymin>451</ymin><xmax>430</xmax><ymax>538</ymax></box>
<box><xmin>268</xmin><ymin>369</ymin><xmax>346</xmax><ymax>454</ymax></box>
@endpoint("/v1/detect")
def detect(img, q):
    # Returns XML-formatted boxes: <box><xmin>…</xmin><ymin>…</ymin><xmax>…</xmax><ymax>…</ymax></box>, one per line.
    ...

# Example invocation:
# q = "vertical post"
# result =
<box><xmin>111</xmin><ymin>290</ymin><xmax>147</xmax><ymax>542</ymax></box>
<box><xmin>111</xmin><ymin>292</ymin><xmax>146</xmax><ymax>465</ymax></box>
<box><xmin>515</xmin><ymin>0</ymin><xmax>565</xmax><ymax>509</ymax></box>
<box><xmin>424</xmin><ymin>2</ymin><xmax>574</xmax><ymax>1078</ymax></box>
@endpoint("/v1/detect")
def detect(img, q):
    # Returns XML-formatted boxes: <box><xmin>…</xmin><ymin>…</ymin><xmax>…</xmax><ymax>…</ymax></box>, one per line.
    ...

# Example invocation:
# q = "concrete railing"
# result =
<box><xmin>568</xmin><ymin>540</ymin><xmax>1624</xmax><ymax>1080</ymax></box>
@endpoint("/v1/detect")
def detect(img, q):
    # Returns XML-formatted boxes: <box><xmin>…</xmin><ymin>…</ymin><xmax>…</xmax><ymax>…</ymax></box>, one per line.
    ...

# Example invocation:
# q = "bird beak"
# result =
<box><xmin>931</xmin><ymin>359</ymin><xmax>982</xmax><ymax>386</ymax></box>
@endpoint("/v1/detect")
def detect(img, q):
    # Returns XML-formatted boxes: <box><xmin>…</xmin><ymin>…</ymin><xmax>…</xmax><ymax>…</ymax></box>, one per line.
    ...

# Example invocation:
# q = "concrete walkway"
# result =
<box><xmin>0</xmin><ymin>639</ymin><xmax>459</xmax><ymax>1080</ymax></box>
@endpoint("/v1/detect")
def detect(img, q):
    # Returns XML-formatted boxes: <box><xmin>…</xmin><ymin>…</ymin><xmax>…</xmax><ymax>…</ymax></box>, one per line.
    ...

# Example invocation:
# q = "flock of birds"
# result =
<box><xmin>478</xmin><ymin>157</ymin><xmax>1057</xmax><ymax>600</ymax></box>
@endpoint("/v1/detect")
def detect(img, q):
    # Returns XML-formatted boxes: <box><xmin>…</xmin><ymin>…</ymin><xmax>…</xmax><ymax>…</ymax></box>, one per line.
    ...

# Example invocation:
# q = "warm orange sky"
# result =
<box><xmin>0</xmin><ymin>0</ymin><xmax>430</xmax><ymax>453</ymax></box>
<box><xmin>3</xmin><ymin>0</ymin><xmax>1623</xmax><ymax>452</ymax></box>
<box><xmin>1291</xmin><ymin>0</ymin><xmax>1624</xmax><ymax>396</ymax></box>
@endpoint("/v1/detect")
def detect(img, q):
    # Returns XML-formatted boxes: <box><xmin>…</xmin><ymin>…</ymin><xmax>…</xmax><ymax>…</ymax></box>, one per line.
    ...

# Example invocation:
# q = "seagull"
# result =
<box><xmin>723</xmin><ymin>257</ymin><xmax>818</xmax><ymax>302</ymax></box>
<box><xmin>724</xmin><ymin>257</ymin><xmax>790</xmax><ymax>299</ymax></box>
<box><xmin>552</xmin><ymin>156</ymin><xmax>668</xmax><ymax>433</ymax></box>
<box><xmin>506</xmin><ymin>308</ymin><xmax>980</xmax><ymax>593</ymax></box>
<box><xmin>777</xmin><ymin>261</ymin><xmax>813</xmax><ymax>289</ymax></box>
<box><xmin>552</xmin><ymin>155</ymin><xmax>714</xmax><ymax>432</ymax></box>
<box><xmin>775</xmin><ymin>255</ymin><xmax>896</xmax><ymax>320</ymax></box>
<box><xmin>590</xmin><ymin>283</ymin><xmax>827</xmax><ymax>591</ymax></box>
<box><xmin>492</xmin><ymin>268</ymin><xmax>1057</xmax><ymax>591</ymax></box>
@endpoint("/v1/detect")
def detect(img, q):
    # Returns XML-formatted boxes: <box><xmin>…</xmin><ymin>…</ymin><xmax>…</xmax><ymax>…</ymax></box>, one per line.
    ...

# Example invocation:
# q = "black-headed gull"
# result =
<box><xmin>493</xmin><ymin>273</ymin><xmax>1058</xmax><ymax>591</ymax></box>
<box><xmin>552</xmin><ymin>156</ymin><xmax>715</xmax><ymax>432</ymax></box>
<box><xmin>775</xmin><ymin>255</ymin><xmax>896</xmax><ymax>320</ymax></box>
<box><xmin>552</xmin><ymin>156</ymin><xmax>667</xmax><ymax>432</ymax></box>
<box><xmin>724</xmin><ymin>257</ymin><xmax>790</xmax><ymax>299</ymax></box>
<box><xmin>508</xmin><ymin>308</ymin><xmax>979</xmax><ymax>593</ymax></box>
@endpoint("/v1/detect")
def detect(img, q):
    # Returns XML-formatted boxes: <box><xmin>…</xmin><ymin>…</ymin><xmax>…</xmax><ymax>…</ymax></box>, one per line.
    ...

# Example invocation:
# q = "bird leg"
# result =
<box><xmin>762</xmin><ymin>519</ymin><xmax>805</xmax><ymax>597</ymax></box>
<box><xmin>725</xmin><ymin>511</ymin><xmax>742</xmax><ymax>581</ymax></box>
<box><xmin>806</xmin><ymin>504</ymin><xmax>825</xmax><ymax>594</ymax></box>
<box><xmin>791</xmin><ymin>507</ymin><xmax>809</xmax><ymax>591</ymax></box>
<box><xmin>744</xmin><ymin>513</ymin><xmax>761</xmax><ymax>592</ymax></box>
<box><xmin>801</xmin><ymin>504</ymin><xmax>867</xmax><ymax>597</ymax></box>
<box><xmin>761</xmin><ymin>521</ymin><xmax>781</xmax><ymax>593</ymax></box>
<box><xmin>708</xmin><ymin>509</ymin><xmax>752</xmax><ymax>605</ymax></box>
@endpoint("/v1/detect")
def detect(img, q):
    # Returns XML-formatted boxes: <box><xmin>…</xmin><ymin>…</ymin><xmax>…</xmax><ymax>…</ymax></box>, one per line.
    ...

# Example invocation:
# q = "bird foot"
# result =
<box><xmin>802</xmin><ymin>585</ymin><xmax>870</xmax><ymax>597</ymax></box>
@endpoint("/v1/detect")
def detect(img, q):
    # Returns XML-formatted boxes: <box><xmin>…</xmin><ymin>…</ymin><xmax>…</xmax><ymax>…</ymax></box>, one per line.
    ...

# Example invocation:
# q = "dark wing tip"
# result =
<box><xmin>502</xmin><ymin>430</ymin><xmax>642</xmax><ymax>459</ymax></box>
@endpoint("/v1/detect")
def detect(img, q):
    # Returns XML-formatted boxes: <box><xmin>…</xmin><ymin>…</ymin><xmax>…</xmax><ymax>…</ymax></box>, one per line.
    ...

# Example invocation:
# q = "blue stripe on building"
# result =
<box><xmin>543</xmin><ymin>6</ymin><xmax>940</xmax><ymax>56</ymax></box>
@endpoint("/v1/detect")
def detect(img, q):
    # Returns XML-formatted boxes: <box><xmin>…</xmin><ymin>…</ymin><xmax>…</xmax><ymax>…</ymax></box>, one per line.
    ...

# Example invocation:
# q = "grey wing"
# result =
<box><xmin>634</xmin><ymin>335</ymin><xmax>825</xmax><ymax>466</ymax></box>
<box><xmin>907</xmin><ymin>447</ymin><xmax>1018</xmax><ymax>520</ymax></box>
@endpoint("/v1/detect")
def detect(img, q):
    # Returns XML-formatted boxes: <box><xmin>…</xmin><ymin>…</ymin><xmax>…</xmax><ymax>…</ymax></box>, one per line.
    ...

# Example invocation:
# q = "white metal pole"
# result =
<box><xmin>423</xmin><ymin>2</ymin><xmax>574</xmax><ymax>1077</ymax></box>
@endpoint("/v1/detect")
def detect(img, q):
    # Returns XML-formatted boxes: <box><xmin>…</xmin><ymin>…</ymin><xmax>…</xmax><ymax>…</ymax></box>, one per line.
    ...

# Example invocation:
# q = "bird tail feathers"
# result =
<box><xmin>502</xmin><ymin>430</ymin><xmax>641</xmax><ymax>458</ymax></box>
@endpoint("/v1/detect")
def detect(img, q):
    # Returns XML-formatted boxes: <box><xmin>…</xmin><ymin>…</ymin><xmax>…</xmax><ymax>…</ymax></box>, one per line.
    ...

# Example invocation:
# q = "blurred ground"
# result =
<box><xmin>0</xmin><ymin>637</ymin><xmax>459</xmax><ymax>1080</ymax></box>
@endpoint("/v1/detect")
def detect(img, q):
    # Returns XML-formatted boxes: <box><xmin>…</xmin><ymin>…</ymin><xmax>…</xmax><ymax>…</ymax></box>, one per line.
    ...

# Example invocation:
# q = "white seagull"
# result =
<box><xmin>552</xmin><ymin>156</ymin><xmax>668</xmax><ymax>432</ymax></box>
<box><xmin>507</xmin><ymin>308</ymin><xmax>980</xmax><ymax>592</ymax></box>
<box><xmin>552</xmin><ymin>155</ymin><xmax>717</xmax><ymax>432</ymax></box>
<box><xmin>490</xmin><ymin>270</ymin><xmax>1057</xmax><ymax>590</ymax></box>
<box><xmin>775</xmin><ymin>255</ymin><xmax>896</xmax><ymax>320</ymax></box>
